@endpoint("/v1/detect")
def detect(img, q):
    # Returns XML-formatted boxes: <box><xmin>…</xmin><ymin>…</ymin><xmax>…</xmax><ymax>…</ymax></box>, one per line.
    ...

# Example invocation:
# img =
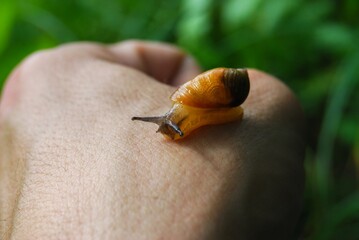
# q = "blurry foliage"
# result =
<box><xmin>0</xmin><ymin>0</ymin><xmax>359</xmax><ymax>238</ymax></box>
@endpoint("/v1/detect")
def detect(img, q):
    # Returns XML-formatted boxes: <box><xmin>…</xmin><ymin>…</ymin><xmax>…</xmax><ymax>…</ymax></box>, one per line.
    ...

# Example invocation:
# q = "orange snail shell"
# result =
<box><xmin>132</xmin><ymin>68</ymin><xmax>250</xmax><ymax>140</ymax></box>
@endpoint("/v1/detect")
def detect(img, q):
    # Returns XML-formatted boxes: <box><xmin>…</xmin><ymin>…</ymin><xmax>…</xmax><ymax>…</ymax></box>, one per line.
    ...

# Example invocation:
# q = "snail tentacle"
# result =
<box><xmin>131</xmin><ymin>116</ymin><xmax>163</xmax><ymax>124</ymax></box>
<box><xmin>132</xmin><ymin>115</ymin><xmax>184</xmax><ymax>139</ymax></box>
<box><xmin>164</xmin><ymin>120</ymin><xmax>183</xmax><ymax>136</ymax></box>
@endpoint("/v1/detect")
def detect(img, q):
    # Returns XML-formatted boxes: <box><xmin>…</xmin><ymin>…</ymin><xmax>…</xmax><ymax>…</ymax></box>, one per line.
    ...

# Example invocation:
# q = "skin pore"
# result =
<box><xmin>0</xmin><ymin>41</ymin><xmax>305</xmax><ymax>239</ymax></box>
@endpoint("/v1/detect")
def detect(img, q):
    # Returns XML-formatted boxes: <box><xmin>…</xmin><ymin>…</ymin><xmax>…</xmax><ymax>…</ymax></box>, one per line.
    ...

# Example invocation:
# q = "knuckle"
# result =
<box><xmin>20</xmin><ymin>49</ymin><xmax>55</xmax><ymax>71</ymax></box>
<box><xmin>20</xmin><ymin>42</ymin><xmax>106</xmax><ymax>73</ymax></box>
<box><xmin>55</xmin><ymin>41</ymin><xmax>107</xmax><ymax>56</ymax></box>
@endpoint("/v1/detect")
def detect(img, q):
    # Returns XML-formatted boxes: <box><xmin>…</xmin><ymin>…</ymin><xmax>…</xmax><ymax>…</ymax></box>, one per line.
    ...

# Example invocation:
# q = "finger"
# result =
<box><xmin>108</xmin><ymin>40</ymin><xmax>202</xmax><ymax>86</ymax></box>
<box><xmin>171</xmin><ymin>55</ymin><xmax>202</xmax><ymax>86</ymax></box>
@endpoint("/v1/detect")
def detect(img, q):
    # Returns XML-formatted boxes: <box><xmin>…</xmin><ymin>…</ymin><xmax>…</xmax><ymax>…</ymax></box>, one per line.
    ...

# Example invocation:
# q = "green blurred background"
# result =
<box><xmin>1</xmin><ymin>0</ymin><xmax>358</xmax><ymax>238</ymax></box>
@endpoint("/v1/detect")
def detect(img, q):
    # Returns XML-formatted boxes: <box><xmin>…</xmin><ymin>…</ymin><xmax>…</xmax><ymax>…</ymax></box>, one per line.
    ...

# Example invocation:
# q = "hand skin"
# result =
<box><xmin>0</xmin><ymin>41</ymin><xmax>305</xmax><ymax>240</ymax></box>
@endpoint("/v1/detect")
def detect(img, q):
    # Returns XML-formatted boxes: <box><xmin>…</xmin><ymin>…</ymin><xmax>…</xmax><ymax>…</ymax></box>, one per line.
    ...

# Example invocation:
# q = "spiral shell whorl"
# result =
<box><xmin>222</xmin><ymin>68</ymin><xmax>250</xmax><ymax>106</ymax></box>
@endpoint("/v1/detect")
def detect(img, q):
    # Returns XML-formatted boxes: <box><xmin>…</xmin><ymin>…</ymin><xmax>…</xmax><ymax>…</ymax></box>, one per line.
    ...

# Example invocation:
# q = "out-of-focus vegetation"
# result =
<box><xmin>0</xmin><ymin>0</ymin><xmax>358</xmax><ymax>238</ymax></box>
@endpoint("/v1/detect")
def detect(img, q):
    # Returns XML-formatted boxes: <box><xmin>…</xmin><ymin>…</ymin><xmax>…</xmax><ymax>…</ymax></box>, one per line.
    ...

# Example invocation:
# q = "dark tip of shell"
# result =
<box><xmin>222</xmin><ymin>68</ymin><xmax>250</xmax><ymax>107</ymax></box>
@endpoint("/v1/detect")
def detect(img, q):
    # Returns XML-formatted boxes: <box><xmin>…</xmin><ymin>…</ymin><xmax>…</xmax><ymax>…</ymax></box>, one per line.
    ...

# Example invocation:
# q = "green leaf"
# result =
<box><xmin>222</xmin><ymin>0</ymin><xmax>262</xmax><ymax>28</ymax></box>
<box><xmin>314</xmin><ymin>191</ymin><xmax>359</xmax><ymax>239</ymax></box>
<box><xmin>315</xmin><ymin>23</ymin><xmax>355</xmax><ymax>53</ymax></box>
<box><xmin>338</xmin><ymin>117</ymin><xmax>359</xmax><ymax>144</ymax></box>
<box><xmin>0</xmin><ymin>0</ymin><xmax>16</xmax><ymax>54</ymax></box>
<box><xmin>178</xmin><ymin>0</ymin><xmax>212</xmax><ymax>41</ymax></box>
<box><xmin>315</xmin><ymin>51</ymin><xmax>359</xmax><ymax>208</ymax></box>
<box><xmin>19</xmin><ymin>2</ymin><xmax>76</xmax><ymax>42</ymax></box>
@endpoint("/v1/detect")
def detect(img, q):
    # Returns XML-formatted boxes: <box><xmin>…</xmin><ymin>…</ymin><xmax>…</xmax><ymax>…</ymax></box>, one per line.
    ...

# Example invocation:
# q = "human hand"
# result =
<box><xmin>0</xmin><ymin>41</ymin><xmax>305</xmax><ymax>239</ymax></box>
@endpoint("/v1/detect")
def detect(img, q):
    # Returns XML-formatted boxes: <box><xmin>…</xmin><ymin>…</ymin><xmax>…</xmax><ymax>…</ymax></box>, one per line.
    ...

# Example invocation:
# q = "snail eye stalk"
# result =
<box><xmin>164</xmin><ymin>120</ymin><xmax>183</xmax><ymax>136</ymax></box>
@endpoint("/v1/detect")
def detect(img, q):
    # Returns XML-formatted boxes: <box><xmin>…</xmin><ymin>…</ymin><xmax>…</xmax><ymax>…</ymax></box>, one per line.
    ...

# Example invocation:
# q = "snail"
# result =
<box><xmin>132</xmin><ymin>68</ymin><xmax>250</xmax><ymax>140</ymax></box>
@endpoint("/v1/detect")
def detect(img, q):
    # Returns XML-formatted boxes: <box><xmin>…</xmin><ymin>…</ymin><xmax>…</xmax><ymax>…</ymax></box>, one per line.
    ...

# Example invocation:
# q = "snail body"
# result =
<box><xmin>132</xmin><ymin>68</ymin><xmax>250</xmax><ymax>140</ymax></box>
